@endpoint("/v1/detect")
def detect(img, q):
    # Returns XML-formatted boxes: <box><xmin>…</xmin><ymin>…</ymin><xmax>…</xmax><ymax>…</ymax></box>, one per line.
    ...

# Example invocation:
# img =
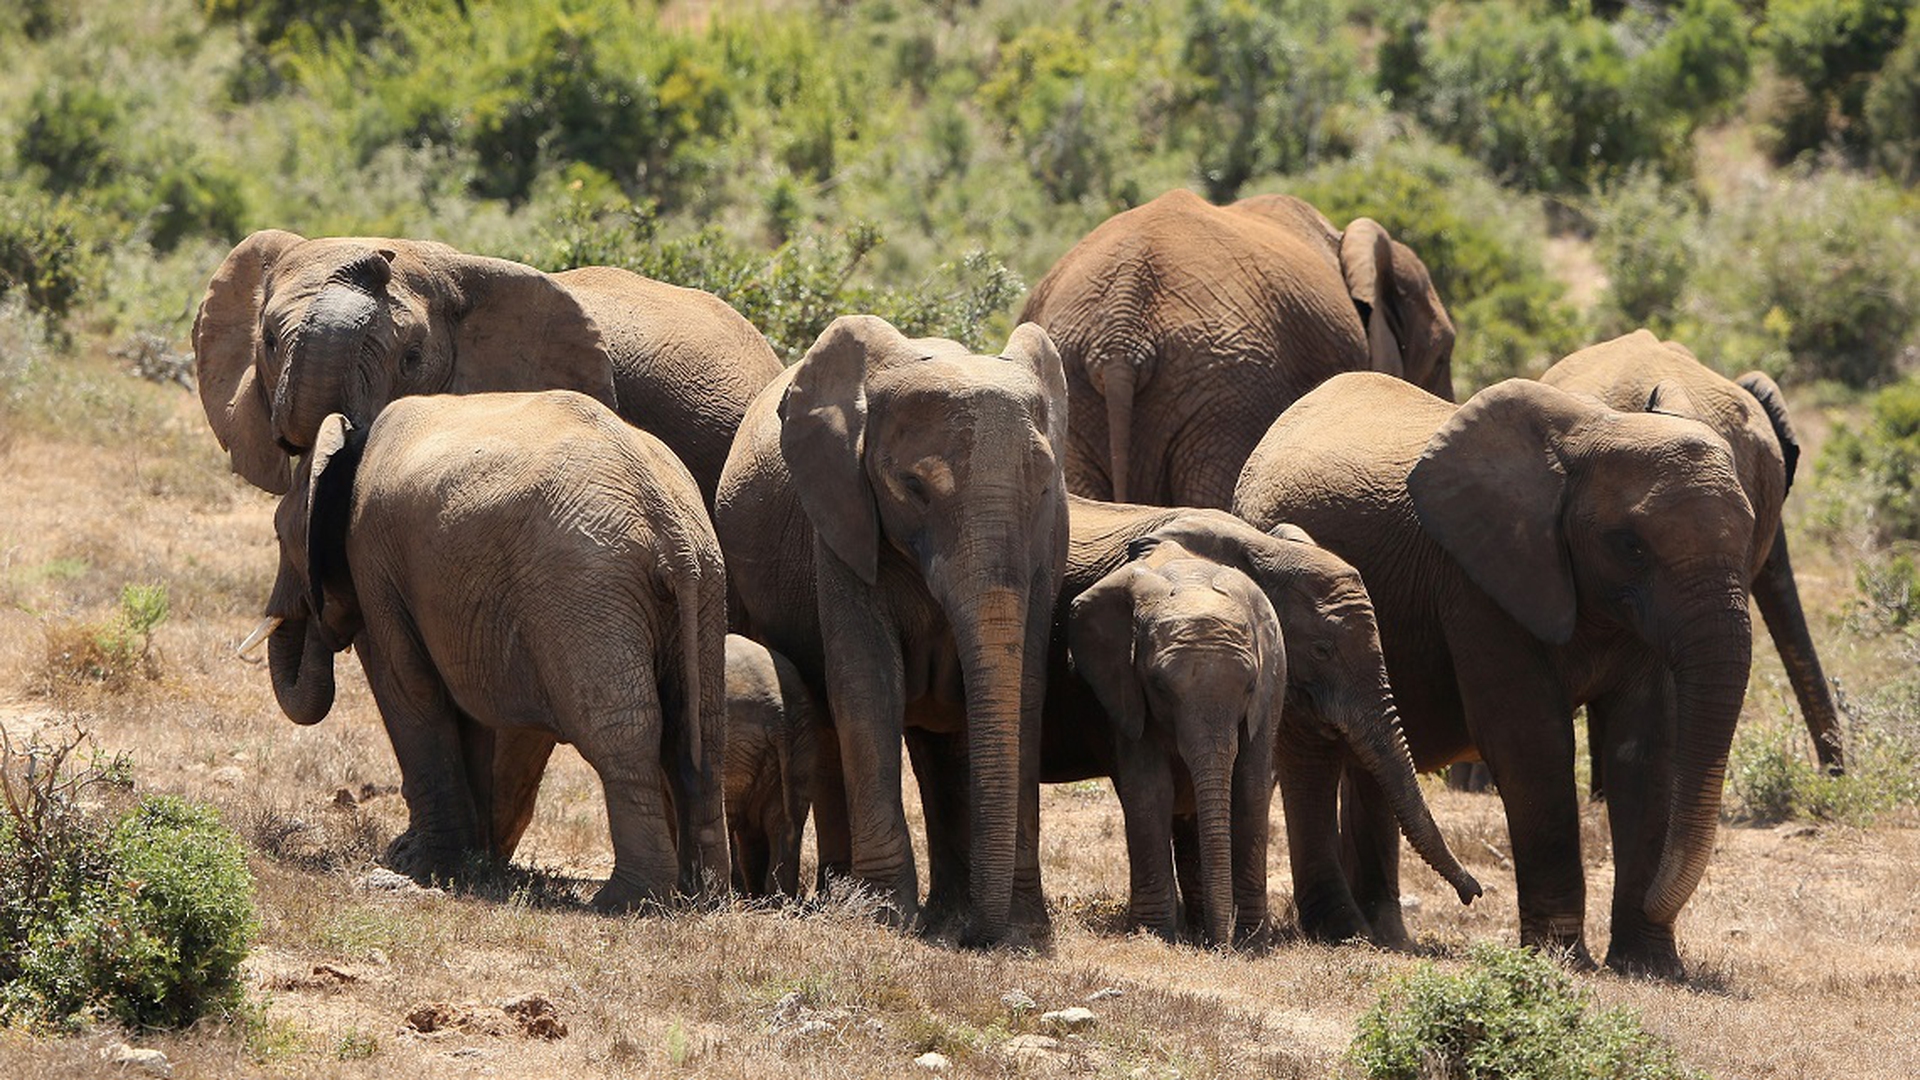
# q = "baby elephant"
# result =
<box><xmin>1067</xmin><ymin>539</ymin><xmax>1285</xmax><ymax>946</ymax></box>
<box><xmin>243</xmin><ymin>390</ymin><xmax>728</xmax><ymax>910</ymax></box>
<box><xmin>724</xmin><ymin>635</ymin><xmax>818</xmax><ymax>898</ymax></box>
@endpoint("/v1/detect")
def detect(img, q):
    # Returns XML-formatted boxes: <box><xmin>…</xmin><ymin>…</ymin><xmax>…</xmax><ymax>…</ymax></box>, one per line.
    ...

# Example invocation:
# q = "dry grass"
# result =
<box><xmin>2</xmin><ymin>350</ymin><xmax>1917</xmax><ymax>1078</ymax></box>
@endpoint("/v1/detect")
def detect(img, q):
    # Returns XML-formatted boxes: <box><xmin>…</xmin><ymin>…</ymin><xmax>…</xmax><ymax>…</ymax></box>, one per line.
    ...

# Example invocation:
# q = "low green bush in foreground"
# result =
<box><xmin>0</xmin><ymin>731</ymin><xmax>255</xmax><ymax>1031</ymax></box>
<box><xmin>1350</xmin><ymin>943</ymin><xmax>1703</xmax><ymax>1080</ymax></box>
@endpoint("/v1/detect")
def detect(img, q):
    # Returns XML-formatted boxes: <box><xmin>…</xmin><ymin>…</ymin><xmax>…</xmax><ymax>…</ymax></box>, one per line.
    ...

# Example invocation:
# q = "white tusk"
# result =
<box><xmin>236</xmin><ymin>616</ymin><xmax>283</xmax><ymax>660</ymax></box>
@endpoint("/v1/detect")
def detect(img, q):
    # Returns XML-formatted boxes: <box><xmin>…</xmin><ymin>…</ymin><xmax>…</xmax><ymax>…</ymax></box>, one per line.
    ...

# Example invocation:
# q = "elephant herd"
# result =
<box><xmin>196</xmin><ymin>189</ymin><xmax>1843</xmax><ymax>980</ymax></box>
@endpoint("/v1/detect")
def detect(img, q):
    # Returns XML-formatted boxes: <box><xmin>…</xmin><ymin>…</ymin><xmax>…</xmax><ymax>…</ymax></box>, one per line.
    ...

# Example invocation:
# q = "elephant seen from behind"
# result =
<box><xmin>716</xmin><ymin>315</ymin><xmax>1070</xmax><ymax>946</ymax></box>
<box><xmin>1234</xmin><ymin>372</ymin><xmax>1757</xmax><ymax>977</ymax></box>
<box><xmin>193</xmin><ymin>230</ymin><xmax>782</xmax><ymax>506</ymax></box>
<box><xmin>244</xmin><ymin>391</ymin><xmax>729</xmax><ymax>909</ymax></box>
<box><xmin>1043</xmin><ymin>499</ymin><xmax>1481</xmax><ymax>946</ymax></box>
<box><xmin>725</xmin><ymin>634</ymin><xmax>819</xmax><ymax>899</ymax></box>
<box><xmin>1020</xmin><ymin>188</ymin><xmax>1454</xmax><ymax>508</ymax></box>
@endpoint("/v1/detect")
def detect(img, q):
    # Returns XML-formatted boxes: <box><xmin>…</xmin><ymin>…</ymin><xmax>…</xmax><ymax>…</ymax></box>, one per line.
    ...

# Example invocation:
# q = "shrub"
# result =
<box><xmin>1818</xmin><ymin>381</ymin><xmax>1920</xmax><ymax>543</ymax></box>
<box><xmin>41</xmin><ymin>583</ymin><xmax>170</xmax><ymax>692</ymax></box>
<box><xmin>1289</xmin><ymin>137</ymin><xmax>1584</xmax><ymax>390</ymax></box>
<box><xmin>978</xmin><ymin>25</ymin><xmax>1120</xmax><ymax>204</ymax></box>
<box><xmin>17</xmin><ymin>82</ymin><xmax>125</xmax><ymax>192</ymax></box>
<box><xmin>1177</xmin><ymin>0</ymin><xmax>1371</xmax><ymax>202</ymax></box>
<box><xmin>0</xmin><ymin>731</ymin><xmax>255</xmax><ymax>1030</ymax></box>
<box><xmin>1761</xmin><ymin>0</ymin><xmax>1912</xmax><ymax>161</ymax></box>
<box><xmin>1681</xmin><ymin>167</ymin><xmax>1920</xmax><ymax>388</ymax></box>
<box><xmin>0</xmin><ymin>190</ymin><xmax>96</xmax><ymax>328</ymax></box>
<box><xmin>1727</xmin><ymin>713</ymin><xmax>1899</xmax><ymax>826</ymax></box>
<box><xmin>1349</xmin><ymin>942</ymin><xmax>1703</xmax><ymax>1080</ymax></box>
<box><xmin>1864</xmin><ymin>25</ymin><xmax>1920</xmax><ymax>183</ymax></box>
<box><xmin>1589</xmin><ymin>168</ymin><xmax>1698</xmax><ymax>336</ymax></box>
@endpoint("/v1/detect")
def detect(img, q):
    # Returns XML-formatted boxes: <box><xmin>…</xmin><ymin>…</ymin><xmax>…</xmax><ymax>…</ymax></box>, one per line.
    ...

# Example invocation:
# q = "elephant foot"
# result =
<box><xmin>1604</xmin><ymin>921</ymin><xmax>1683</xmax><ymax>980</ymax></box>
<box><xmin>1520</xmin><ymin>918</ymin><xmax>1598</xmax><ymax>971</ymax></box>
<box><xmin>591</xmin><ymin>872</ymin><xmax>673</xmax><ymax>914</ymax></box>
<box><xmin>1360</xmin><ymin>898</ymin><xmax>1414</xmax><ymax>951</ymax></box>
<box><xmin>382</xmin><ymin>826</ymin><xmax>473</xmax><ymax>886</ymax></box>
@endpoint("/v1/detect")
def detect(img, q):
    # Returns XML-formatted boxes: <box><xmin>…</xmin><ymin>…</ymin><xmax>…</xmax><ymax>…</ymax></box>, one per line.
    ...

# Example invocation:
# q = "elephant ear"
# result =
<box><xmin>1340</xmin><ymin>218</ymin><xmax>1404</xmax><ymax>380</ymax></box>
<box><xmin>1267</xmin><ymin>522</ymin><xmax>1318</xmax><ymax>547</ymax></box>
<box><xmin>1736</xmin><ymin>370</ymin><xmax>1802</xmax><ymax>493</ymax></box>
<box><xmin>1068</xmin><ymin>567</ymin><xmax>1148</xmax><ymax>743</ymax></box>
<box><xmin>1237</xmin><ymin>574</ymin><xmax>1285</xmax><ymax>748</ymax></box>
<box><xmin>193</xmin><ymin>229</ymin><xmax>306</xmax><ymax>493</ymax></box>
<box><xmin>1000</xmin><ymin>321</ymin><xmax>1070</xmax><ymax>453</ymax></box>
<box><xmin>1409</xmin><ymin>380</ymin><xmax>1595</xmax><ymax>645</ymax></box>
<box><xmin>1645</xmin><ymin>380</ymin><xmax>1701</xmax><ymax>422</ymax></box>
<box><xmin>303</xmin><ymin>414</ymin><xmax>363</xmax><ymax>621</ymax></box>
<box><xmin>781</xmin><ymin>315</ymin><xmax>900</xmax><ymax>585</ymax></box>
<box><xmin>445</xmin><ymin>255</ymin><xmax>618</xmax><ymax>410</ymax></box>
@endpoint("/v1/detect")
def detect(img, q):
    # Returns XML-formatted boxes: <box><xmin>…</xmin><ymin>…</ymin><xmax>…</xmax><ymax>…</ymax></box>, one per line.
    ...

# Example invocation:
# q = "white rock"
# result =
<box><xmin>1399</xmin><ymin>894</ymin><xmax>1423</xmax><ymax>912</ymax></box>
<box><xmin>1086</xmin><ymin>987</ymin><xmax>1123</xmax><ymax>1002</ymax></box>
<box><xmin>793</xmin><ymin>1019</ymin><xmax>832</xmax><ymax>1037</ymax></box>
<box><xmin>914</xmin><ymin>1050</ymin><xmax>952</xmax><ymax>1071</ymax></box>
<box><xmin>1042</xmin><ymin>1006</ymin><xmax>1095</xmax><ymax>1032</ymax></box>
<box><xmin>99</xmin><ymin>1044</ymin><xmax>172</xmax><ymax>1077</ymax></box>
<box><xmin>362</xmin><ymin>867</ymin><xmax>433</xmax><ymax>893</ymax></box>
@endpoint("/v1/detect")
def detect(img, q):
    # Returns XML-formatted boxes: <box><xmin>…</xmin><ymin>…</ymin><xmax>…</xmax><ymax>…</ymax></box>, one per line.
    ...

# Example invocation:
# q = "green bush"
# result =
<box><xmin>1289</xmin><ymin>137</ymin><xmax>1584</xmax><ymax>390</ymax></box>
<box><xmin>1350</xmin><ymin>943</ymin><xmax>1703</xmax><ymax>1080</ymax></box>
<box><xmin>17</xmin><ymin>83</ymin><xmax>126</xmax><ymax>193</ymax></box>
<box><xmin>0</xmin><ymin>190</ymin><xmax>96</xmax><ymax>329</ymax></box>
<box><xmin>1589</xmin><ymin>168</ymin><xmax>1698</xmax><ymax>336</ymax></box>
<box><xmin>0</xmin><ymin>732</ymin><xmax>255</xmax><ymax>1030</ymax></box>
<box><xmin>1864</xmin><ymin>26</ymin><xmax>1920</xmax><ymax>183</ymax></box>
<box><xmin>978</xmin><ymin>25</ymin><xmax>1121</xmax><ymax>204</ymax></box>
<box><xmin>1818</xmin><ymin>381</ymin><xmax>1920</xmax><ymax>542</ymax></box>
<box><xmin>1177</xmin><ymin>0</ymin><xmax>1371</xmax><ymax>202</ymax></box>
<box><xmin>1681</xmin><ymin>167</ymin><xmax>1920</xmax><ymax>388</ymax></box>
<box><xmin>1762</xmin><ymin>0</ymin><xmax>1913</xmax><ymax>161</ymax></box>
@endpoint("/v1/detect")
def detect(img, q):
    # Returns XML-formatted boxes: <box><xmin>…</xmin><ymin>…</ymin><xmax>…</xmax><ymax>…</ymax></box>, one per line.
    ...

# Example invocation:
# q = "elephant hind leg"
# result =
<box><xmin>1338</xmin><ymin>769</ymin><xmax>1411</xmax><ymax>949</ymax></box>
<box><xmin>571</xmin><ymin>672</ymin><xmax>680</xmax><ymax>912</ymax></box>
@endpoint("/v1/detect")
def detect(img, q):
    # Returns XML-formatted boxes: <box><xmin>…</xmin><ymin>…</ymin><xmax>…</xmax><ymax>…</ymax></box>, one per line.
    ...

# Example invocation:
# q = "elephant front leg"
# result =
<box><xmin>1230</xmin><ymin>723</ymin><xmax>1274</xmax><ymax>945</ymax></box>
<box><xmin>1114</xmin><ymin>742</ymin><xmax>1181</xmax><ymax>942</ymax></box>
<box><xmin>1339</xmin><ymin>768</ymin><xmax>1411</xmax><ymax>948</ymax></box>
<box><xmin>1590</xmin><ymin>672</ymin><xmax>1684</xmax><ymax>978</ymax></box>
<box><xmin>906</xmin><ymin>727</ymin><xmax>971</xmax><ymax>936</ymax></box>
<box><xmin>1171</xmin><ymin>814</ymin><xmax>1203</xmax><ymax>937</ymax></box>
<box><xmin>360</xmin><ymin>644</ymin><xmax>484</xmax><ymax>885</ymax></box>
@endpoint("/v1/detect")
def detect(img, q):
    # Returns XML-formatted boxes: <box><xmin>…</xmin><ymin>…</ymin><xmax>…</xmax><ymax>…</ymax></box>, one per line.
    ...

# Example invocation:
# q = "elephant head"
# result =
<box><xmin>238</xmin><ymin>413</ymin><xmax>365</xmax><ymax>726</ymax></box>
<box><xmin>1067</xmin><ymin>540</ymin><xmax>1284</xmax><ymax>945</ymax></box>
<box><xmin>193</xmin><ymin>231</ymin><xmax>617</xmax><ymax>493</ymax></box>
<box><xmin>1340</xmin><ymin>218</ymin><xmax>1456</xmax><ymax>401</ymax></box>
<box><xmin>779</xmin><ymin>315</ymin><xmax>1069</xmax><ymax>941</ymax></box>
<box><xmin>1408</xmin><ymin>379</ymin><xmax>1755</xmax><ymax>931</ymax></box>
<box><xmin>1130</xmin><ymin>515</ymin><xmax>1483</xmax><ymax>929</ymax></box>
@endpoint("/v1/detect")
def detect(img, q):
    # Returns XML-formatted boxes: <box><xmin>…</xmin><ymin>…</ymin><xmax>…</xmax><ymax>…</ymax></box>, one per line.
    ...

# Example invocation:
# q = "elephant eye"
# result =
<box><xmin>1609</xmin><ymin>530</ymin><xmax>1648</xmax><ymax>566</ymax></box>
<box><xmin>899</xmin><ymin>473</ymin><xmax>929</xmax><ymax>504</ymax></box>
<box><xmin>402</xmin><ymin>344</ymin><xmax>424</xmax><ymax>371</ymax></box>
<box><xmin>1310</xmin><ymin>640</ymin><xmax>1335</xmax><ymax>661</ymax></box>
<box><xmin>261</xmin><ymin>327</ymin><xmax>279</xmax><ymax>355</ymax></box>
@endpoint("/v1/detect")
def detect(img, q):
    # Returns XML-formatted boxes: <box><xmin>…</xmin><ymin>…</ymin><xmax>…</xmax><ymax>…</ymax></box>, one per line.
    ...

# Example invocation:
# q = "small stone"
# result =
<box><xmin>99</xmin><ymin>1044</ymin><xmax>172</xmax><ymax>1077</ymax></box>
<box><xmin>362</xmin><ymin>867</ymin><xmax>432</xmax><ymax>894</ymax></box>
<box><xmin>1001</xmin><ymin>989</ymin><xmax>1037</xmax><ymax>1012</ymax></box>
<box><xmin>914</xmin><ymin>1050</ymin><xmax>952</xmax><ymax>1071</ymax></box>
<box><xmin>1086</xmin><ymin>987</ymin><xmax>1123</xmax><ymax>1002</ymax></box>
<box><xmin>1003</xmin><ymin>1033</ymin><xmax>1066</xmax><ymax>1066</ymax></box>
<box><xmin>1399</xmin><ymin>894</ymin><xmax>1423</xmax><ymax>912</ymax></box>
<box><xmin>1041</xmin><ymin>1006</ymin><xmax>1095</xmax><ymax>1032</ymax></box>
<box><xmin>793</xmin><ymin>1019</ymin><xmax>832</xmax><ymax>1037</ymax></box>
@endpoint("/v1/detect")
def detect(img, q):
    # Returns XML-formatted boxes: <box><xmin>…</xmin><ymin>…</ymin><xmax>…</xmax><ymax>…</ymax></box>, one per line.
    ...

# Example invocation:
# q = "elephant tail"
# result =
<box><xmin>1105</xmin><ymin>362</ymin><xmax>1135</xmax><ymax>503</ymax></box>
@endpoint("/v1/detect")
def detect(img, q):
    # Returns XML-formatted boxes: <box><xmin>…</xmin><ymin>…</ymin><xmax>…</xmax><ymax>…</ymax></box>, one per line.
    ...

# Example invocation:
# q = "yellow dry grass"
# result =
<box><xmin>1</xmin><ymin>352</ymin><xmax>1916</xmax><ymax>1078</ymax></box>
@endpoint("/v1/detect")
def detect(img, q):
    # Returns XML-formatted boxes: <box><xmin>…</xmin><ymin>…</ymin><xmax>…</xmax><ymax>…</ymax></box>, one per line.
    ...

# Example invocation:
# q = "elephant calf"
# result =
<box><xmin>243</xmin><ymin>390</ymin><xmax>728</xmax><ymax>910</ymax></box>
<box><xmin>724</xmin><ymin>635</ymin><xmax>819</xmax><ymax>899</ymax></box>
<box><xmin>1064</xmin><ymin>539</ymin><xmax>1285</xmax><ymax>946</ymax></box>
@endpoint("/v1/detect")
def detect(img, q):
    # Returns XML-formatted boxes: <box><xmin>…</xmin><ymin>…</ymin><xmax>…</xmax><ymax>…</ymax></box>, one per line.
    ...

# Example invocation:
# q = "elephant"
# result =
<box><xmin>1042</xmin><ymin>499</ymin><xmax>1480</xmax><ymax>945</ymax></box>
<box><xmin>1540</xmin><ymin>330</ymin><xmax>1844</xmax><ymax>776</ymax></box>
<box><xmin>240</xmin><ymin>391</ymin><xmax>729</xmax><ymax>909</ymax></box>
<box><xmin>1234</xmin><ymin>372</ymin><xmax>1758</xmax><ymax>978</ymax></box>
<box><xmin>724</xmin><ymin>634</ymin><xmax>819</xmax><ymax>899</ymax></box>
<box><xmin>714</xmin><ymin>314</ymin><xmax>1070</xmax><ymax>947</ymax></box>
<box><xmin>192</xmin><ymin>230</ymin><xmax>783</xmax><ymax>506</ymax></box>
<box><xmin>1018</xmin><ymin>187</ymin><xmax>1455</xmax><ymax>509</ymax></box>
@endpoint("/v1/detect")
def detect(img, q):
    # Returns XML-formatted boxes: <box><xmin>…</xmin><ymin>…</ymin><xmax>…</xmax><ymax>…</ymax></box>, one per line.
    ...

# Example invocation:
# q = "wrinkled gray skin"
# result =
<box><xmin>263</xmin><ymin>392</ymin><xmax>728</xmax><ymax>910</ymax></box>
<box><xmin>1542</xmin><ymin>330</ymin><xmax>1843</xmax><ymax>777</ymax></box>
<box><xmin>1235</xmin><ymin>373</ymin><xmax>1756</xmax><ymax>978</ymax></box>
<box><xmin>1043</xmin><ymin>501</ymin><xmax>1480</xmax><ymax>945</ymax></box>
<box><xmin>1020</xmin><ymin>188</ymin><xmax>1455</xmax><ymax>508</ymax></box>
<box><xmin>715</xmin><ymin>316</ymin><xmax>1070</xmax><ymax>947</ymax></box>
<box><xmin>193</xmin><ymin>230</ymin><xmax>782</xmax><ymax>507</ymax></box>
<box><xmin>725</xmin><ymin>634</ymin><xmax>819</xmax><ymax>899</ymax></box>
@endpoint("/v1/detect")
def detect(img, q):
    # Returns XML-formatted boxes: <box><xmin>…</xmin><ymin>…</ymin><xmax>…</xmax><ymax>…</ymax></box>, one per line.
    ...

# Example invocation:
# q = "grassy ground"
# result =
<box><xmin>2</xmin><ymin>344</ymin><xmax>1918</xmax><ymax>1078</ymax></box>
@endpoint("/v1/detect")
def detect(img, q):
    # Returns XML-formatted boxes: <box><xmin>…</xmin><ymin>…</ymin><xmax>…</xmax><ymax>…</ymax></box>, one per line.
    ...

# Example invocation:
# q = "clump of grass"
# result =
<box><xmin>40</xmin><ymin>581</ymin><xmax>168</xmax><ymax>691</ymax></box>
<box><xmin>0</xmin><ymin>726</ymin><xmax>256</xmax><ymax>1031</ymax></box>
<box><xmin>1349</xmin><ymin>942</ymin><xmax>1703</xmax><ymax>1080</ymax></box>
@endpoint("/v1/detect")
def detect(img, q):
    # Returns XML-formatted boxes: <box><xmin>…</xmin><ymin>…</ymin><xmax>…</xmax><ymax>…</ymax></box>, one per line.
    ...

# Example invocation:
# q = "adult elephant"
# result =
<box><xmin>192</xmin><ymin>230</ymin><xmax>782</xmax><ymax>505</ymax></box>
<box><xmin>1043</xmin><ymin>501</ymin><xmax>1481</xmax><ymax>945</ymax></box>
<box><xmin>715</xmin><ymin>315</ymin><xmax>1069</xmax><ymax>947</ymax></box>
<box><xmin>1235</xmin><ymin>373</ymin><xmax>1757</xmax><ymax>978</ymax></box>
<box><xmin>1541</xmin><ymin>330</ymin><xmax>1843</xmax><ymax>775</ymax></box>
<box><xmin>1019</xmin><ymin>188</ymin><xmax>1454</xmax><ymax>508</ymax></box>
<box><xmin>242</xmin><ymin>392</ymin><xmax>728</xmax><ymax>907</ymax></box>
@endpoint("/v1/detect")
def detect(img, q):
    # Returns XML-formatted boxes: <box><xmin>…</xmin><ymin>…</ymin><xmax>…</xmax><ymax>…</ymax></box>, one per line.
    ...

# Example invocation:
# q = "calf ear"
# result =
<box><xmin>1241</xmin><ymin>580</ymin><xmax>1285</xmax><ymax>748</ymax></box>
<box><xmin>782</xmin><ymin>316</ymin><xmax>898</xmax><ymax>585</ymax></box>
<box><xmin>1737</xmin><ymin>371</ymin><xmax>1802</xmax><ymax>493</ymax></box>
<box><xmin>1409</xmin><ymin>380</ymin><xmax>1592</xmax><ymax>646</ymax></box>
<box><xmin>303</xmin><ymin>414</ymin><xmax>362</xmax><ymax>619</ymax></box>
<box><xmin>1069</xmin><ymin>568</ymin><xmax>1148</xmax><ymax>744</ymax></box>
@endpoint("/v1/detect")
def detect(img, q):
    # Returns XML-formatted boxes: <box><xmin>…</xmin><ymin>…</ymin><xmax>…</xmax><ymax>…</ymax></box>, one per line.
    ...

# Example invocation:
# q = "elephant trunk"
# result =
<box><xmin>275</xmin><ymin>285</ymin><xmax>379</xmax><ymax>450</ymax></box>
<box><xmin>1752</xmin><ymin>529</ymin><xmax>1845</xmax><ymax>774</ymax></box>
<box><xmin>1340</xmin><ymin>694</ymin><xmax>1482</xmax><ymax>904</ymax></box>
<box><xmin>1193</xmin><ymin>768</ymin><xmax>1236</xmax><ymax>947</ymax></box>
<box><xmin>1103</xmin><ymin>363</ymin><xmax>1135</xmax><ymax>503</ymax></box>
<box><xmin>953</xmin><ymin>583</ymin><xmax>1030</xmax><ymax>944</ymax></box>
<box><xmin>1645</xmin><ymin>592</ymin><xmax>1752</xmax><ymax>926</ymax></box>
<box><xmin>267</xmin><ymin>615</ymin><xmax>336</xmax><ymax>725</ymax></box>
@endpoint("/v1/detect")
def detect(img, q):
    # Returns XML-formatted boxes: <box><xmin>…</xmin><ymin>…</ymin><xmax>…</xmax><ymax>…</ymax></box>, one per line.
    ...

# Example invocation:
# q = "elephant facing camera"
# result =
<box><xmin>724</xmin><ymin>635</ymin><xmax>820</xmax><ymax>900</ymax></box>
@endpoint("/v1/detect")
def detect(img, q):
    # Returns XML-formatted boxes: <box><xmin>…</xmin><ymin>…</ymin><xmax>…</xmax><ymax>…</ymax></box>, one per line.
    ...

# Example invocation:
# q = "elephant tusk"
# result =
<box><xmin>236</xmin><ymin>616</ymin><xmax>283</xmax><ymax>661</ymax></box>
